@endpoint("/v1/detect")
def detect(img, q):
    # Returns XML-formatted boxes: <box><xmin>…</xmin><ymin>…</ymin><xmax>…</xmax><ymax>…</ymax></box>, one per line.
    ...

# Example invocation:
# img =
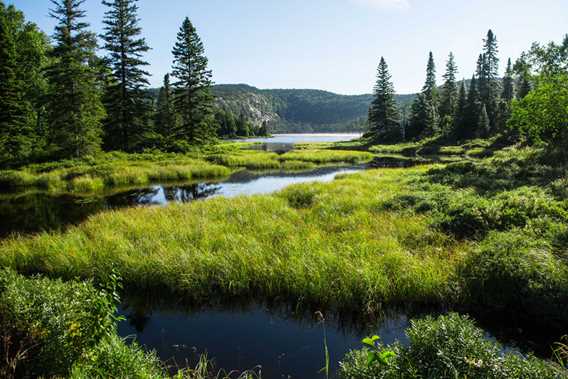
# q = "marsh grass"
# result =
<box><xmin>0</xmin><ymin>167</ymin><xmax>461</xmax><ymax>311</ymax></box>
<box><xmin>279</xmin><ymin>149</ymin><xmax>373</xmax><ymax>164</ymax></box>
<box><xmin>0</xmin><ymin>152</ymin><xmax>231</xmax><ymax>194</ymax></box>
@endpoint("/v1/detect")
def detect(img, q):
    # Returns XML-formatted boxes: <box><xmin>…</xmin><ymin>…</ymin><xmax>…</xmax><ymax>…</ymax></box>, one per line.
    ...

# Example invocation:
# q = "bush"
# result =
<box><xmin>339</xmin><ymin>313</ymin><xmax>565</xmax><ymax>379</ymax></box>
<box><xmin>70</xmin><ymin>335</ymin><xmax>164</xmax><ymax>379</ymax></box>
<box><xmin>459</xmin><ymin>231</ymin><xmax>568</xmax><ymax>326</ymax></box>
<box><xmin>0</xmin><ymin>269</ymin><xmax>120</xmax><ymax>377</ymax></box>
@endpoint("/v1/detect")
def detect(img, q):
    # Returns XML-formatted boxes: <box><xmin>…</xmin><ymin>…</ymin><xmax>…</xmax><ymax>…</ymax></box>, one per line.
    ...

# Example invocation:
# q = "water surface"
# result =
<box><xmin>118</xmin><ymin>301</ymin><xmax>412</xmax><ymax>379</ymax></box>
<box><xmin>242</xmin><ymin>133</ymin><xmax>362</xmax><ymax>145</ymax></box>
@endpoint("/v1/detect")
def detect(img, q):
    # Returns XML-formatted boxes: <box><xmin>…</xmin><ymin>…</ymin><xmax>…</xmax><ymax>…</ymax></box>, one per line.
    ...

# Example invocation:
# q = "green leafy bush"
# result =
<box><xmin>339</xmin><ymin>313</ymin><xmax>565</xmax><ymax>379</ymax></box>
<box><xmin>0</xmin><ymin>269</ymin><xmax>120</xmax><ymax>377</ymax></box>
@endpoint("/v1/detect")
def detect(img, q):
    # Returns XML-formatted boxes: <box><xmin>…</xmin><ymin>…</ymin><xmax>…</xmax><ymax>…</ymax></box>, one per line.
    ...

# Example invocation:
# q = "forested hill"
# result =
<box><xmin>214</xmin><ymin>84</ymin><xmax>416</xmax><ymax>132</ymax></box>
<box><xmin>150</xmin><ymin>84</ymin><xmax>416</xmax><ymax>133</ymax></box>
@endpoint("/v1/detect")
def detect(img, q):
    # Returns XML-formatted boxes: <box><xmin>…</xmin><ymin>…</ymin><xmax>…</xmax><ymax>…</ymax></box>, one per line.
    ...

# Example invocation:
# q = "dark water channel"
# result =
<box><xmin>118</xmin><ymin>300</ymin><xmax>417</xmax><ymax>379</ymax></box>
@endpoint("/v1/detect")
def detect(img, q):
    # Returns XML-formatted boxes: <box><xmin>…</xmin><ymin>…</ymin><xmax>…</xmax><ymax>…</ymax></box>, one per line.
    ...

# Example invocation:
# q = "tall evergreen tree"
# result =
<box><xmin>0</xmin><ymin>3</ymin><xmax>30</xmax><ymax>165</ymax></box>
<box><xmin>479</xmin><ymin>30</ymin><xmax>500</xmax><ymax>132</ymax></box>
<box><xmin>171</xmin><ymin>17</ymin><xmax>215</xmax><ymax>146</ymax></box>
<box><xmin>408</xmin><ymin>52</ymin><xmax>439</xmax><ymax>139</ymax></box>
<box><xmin>367</xmin><ymin>57</ymin><xmax>401</xmax><ymax>142</ymax></box>
<box><xmin>514</xmin><ymin>55</ymin><xmax>532</xmax><ymax>99</ymax></box>
<box><xmin>477</xmin><ymin>104</ymin><xmax>490</xmax><ymax>136</ymax></box>
<box><xmin>439</xmin><ymin>52</ymin><xmax>459</xmax><ymax>132</ymax></box>
<box><xmin>101</xmin><ymin>0</ymin><xmax>150</xmax><ymax>152</ymax></box>
<box><xmin>502</xmin><ymin>58</ymin><xmax>515</xmax><ymax>102</ymax></box>
<box><xmin>154</xmin><ymin>73</ymin><xmax>175</xmax><ymax>142</ymax></box>
<box><xmin>464</xmin><ymin>75</ymin><xmax>481</xmax><ymax>139</ymax></box>
<box><xmin>45</xmin><ymin>0</ymin><xmax>105</xmax><ymax>159</ymax></box>
<box><xmin>452</xmin><ymin>80</ymin><xmax>468</xmax><ymax>141</ymax></box>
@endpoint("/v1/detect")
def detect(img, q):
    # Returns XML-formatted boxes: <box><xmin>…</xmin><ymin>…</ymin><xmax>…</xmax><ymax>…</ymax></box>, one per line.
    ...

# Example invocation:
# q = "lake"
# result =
<box><xmin>240</xmin><ymin>133</ymin><xmax>363</xmax><ymax>144</ymax></box>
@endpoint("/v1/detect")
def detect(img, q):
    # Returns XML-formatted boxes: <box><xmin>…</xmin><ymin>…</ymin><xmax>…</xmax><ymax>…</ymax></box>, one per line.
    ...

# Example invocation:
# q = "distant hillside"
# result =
<box><xmin>150</xmin><ymin>84</ymin><xmax>417</xmax><ymax>133</ymax></box>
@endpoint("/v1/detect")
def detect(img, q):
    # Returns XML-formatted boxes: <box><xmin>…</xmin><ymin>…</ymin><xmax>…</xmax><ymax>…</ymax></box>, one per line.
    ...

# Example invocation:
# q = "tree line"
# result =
<box><xmin>0</xmin><ymin>0</ymin><xmax>262</xmax><ymax>168</ymax></box>
<box><xmin>368</xmin><ymin>30</ymin><xmax>568</xmax><ymax>150</ymax></box>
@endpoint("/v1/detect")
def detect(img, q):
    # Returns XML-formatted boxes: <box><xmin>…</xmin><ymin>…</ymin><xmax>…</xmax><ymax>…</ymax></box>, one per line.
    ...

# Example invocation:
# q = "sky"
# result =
<box><xmin>6</xmin><ymin>0</ymin><xmax>568</xmax><ymax>95</ymax></box>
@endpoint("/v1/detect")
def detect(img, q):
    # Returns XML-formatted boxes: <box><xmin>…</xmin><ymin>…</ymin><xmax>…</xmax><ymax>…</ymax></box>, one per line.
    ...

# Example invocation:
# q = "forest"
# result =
<box><xmin>0</xmin><ymin>0</ymin><xmax>567</xmax><ymax>378</ymax></box>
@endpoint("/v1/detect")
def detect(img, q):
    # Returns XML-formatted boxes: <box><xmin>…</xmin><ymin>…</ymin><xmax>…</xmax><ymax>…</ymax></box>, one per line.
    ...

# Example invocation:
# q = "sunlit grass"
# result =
<box><xmin>0</xmin><ymin>167</ymin><xmax>464</xmax><ymax>310</ymax></box>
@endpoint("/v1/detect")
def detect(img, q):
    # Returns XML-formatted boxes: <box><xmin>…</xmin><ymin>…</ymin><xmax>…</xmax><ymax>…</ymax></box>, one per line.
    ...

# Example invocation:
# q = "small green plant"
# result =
<box><xmin>361</xmin><ymin>336</ymin><xmax>396</xmax><ymax>367</ymax></box>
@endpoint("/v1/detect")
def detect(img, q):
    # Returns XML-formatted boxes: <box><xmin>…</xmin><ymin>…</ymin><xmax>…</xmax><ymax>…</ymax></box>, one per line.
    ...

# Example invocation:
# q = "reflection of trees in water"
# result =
<box><xmin>0</xmin><ymin>193</ymin><xmax>109</xmax><ymax>237</ymax></box>
<box><xmin>163</xmin><ymin>184</ymin><xmax>221</xmax><ymax>203</ymax></box>
<box><xmin>119</xmin><ymin>292</ymin><xmax>427</xmax><ymax>337</ymax></box>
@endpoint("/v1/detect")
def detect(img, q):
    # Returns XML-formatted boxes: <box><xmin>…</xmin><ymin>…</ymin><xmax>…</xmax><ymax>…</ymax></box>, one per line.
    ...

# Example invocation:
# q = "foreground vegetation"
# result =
<box><xmin>340</xmin><ymin>314</ymin><xmax>566</xmax><ymax>378</ymax></box>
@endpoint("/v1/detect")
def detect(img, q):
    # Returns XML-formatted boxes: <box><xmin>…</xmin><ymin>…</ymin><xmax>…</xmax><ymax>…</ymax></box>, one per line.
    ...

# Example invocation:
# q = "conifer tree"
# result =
<box><xmin>101</xmin><ymin>0</ymin><xmax>150</xmax><ymax>152</ymax></box>
<box><xmin>514</xmin><ymin>55</ymin><xmax>532</xmax><ymax>99</ymax></box>
<box><xmin>408</xmin><ymin>52</ymin><xmax>439</xmax><ymax>139</ymax></box>
<box><xmin>502</xmin><ymin>58</ymin><xmax>515</xmax><ymax>102</ymax></box>
<box><xmin>478</xmin><ymin>30</ymin><xmax>500</xmax><ymax>132</ymax></box>
<box><xmin>45</xmin><ymin>0</ymin><xmax>105</xmax><ymax>159</ymax></box>
<box><xmin>452</xmin><ymin>80</ymin><xmax>468</xmax><ymax>141</ymax></box>
<box><xmin>155</xmin><ymin>74</ymin><xmax>175</xmax><ymax>143</ymax></box>
<box><xmin>439</xmin><ymin>52</ymin><xmax>459</xmax><ymax>132</ymax></box>
<box><xmin>478</xmin><ymin>104</ymin><xmax>490</xmax><ymax>135</ymax></box>
<box><xmin>0</xmin><ymin>3</ymin><xmax>29</xmax><ymax>165</ymax></box>
<box><xmin>367</xmin><ymin>57</ymin><xmax>401</xmax><ymax>142</ymax></box>
<box><xmin>465</xmin><ymin>75</ymin><xmax>481</xmax><ymax>139</ymax></box>
<box><xmin>171</xmin><ymin>17</ymin><xmax>215</xmax><ymax>145</ymax></box>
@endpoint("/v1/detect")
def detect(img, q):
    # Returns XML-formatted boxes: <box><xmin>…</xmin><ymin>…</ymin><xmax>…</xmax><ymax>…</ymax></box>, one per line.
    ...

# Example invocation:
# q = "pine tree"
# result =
<box><xmin>236</xmin><ymin>113</ymin><xmax>251</xmax><ymax>137</ymax></box>
<box><xmin>465</xmin><ymin>75</ymin><xmax>481</xmax><ymax>139</ymax></box>
<box><xmin>171</xmin><ymin>17</ymin><xmax>215</xmax><ymax>145</ymax></box>
<box><xmin>439</xmin><ymin>52</ymin><xmax>459</xmax><ymax>130</ymax></box>
<box><xmin>514</xmin><ymin>55</ymin><xmax>532</xmax><ymax>99</ymax></box>
<box><xmin>101</xmin><ymin>0</ymin><xmax>151</xmax><ymax>152</ymax></box>
<box><xmin>408</xmin><ymin>52</ymin><xmax>439</xmax><ymax>139</ymax></box>
<box><xmin>45</xmin><ymin>0</ymin><xmax>105</xmax><ymax>159</ymax></box>
<box><xmin>155</xmin><ymin>74</ymin><xmax>175</xmax><ymax>143</ymax></box>
<box><xmin>502</xmin><ymin>58</ymin><xmax>515</xmax><ymax>102</ymax></box>
<box><xmin>367</xmin><ymin>57</ymin><xmax>401</xmax><ymax>143</ymax></box>
<box><xmin>452</xmin><ymin>80</ymin><xmax>468</xmax><ymax>141</ymax></box>
<box><xmin>479</xmin><ymin>30</ymin><xmax>500</xmax><ymax>132</ymax></box>
<box><xmin>0</xmin><ymin>3</ymin><xmax>31</xmax><ymax>166</ymax></box>
<box><xmin>477</xmin><ymin>104</ymin><xmax>490</xmax><ymax>136</ymax></box>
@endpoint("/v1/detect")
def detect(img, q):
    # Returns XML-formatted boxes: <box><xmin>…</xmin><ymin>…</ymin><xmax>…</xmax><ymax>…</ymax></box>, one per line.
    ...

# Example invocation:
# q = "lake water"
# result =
<box><xmin>118</xmin><ymin>300</ymin><xmax>418</xmax><ymax>379</ymax></box>
<box><xmin>0</xmin><ymin>165</ymin><xmax>362</xmax><ymax>237</ymax></box>
<box><xmin>241</xmin><ymin>133</ymin><xmax>362</xmax><ymax>144</ymax></box>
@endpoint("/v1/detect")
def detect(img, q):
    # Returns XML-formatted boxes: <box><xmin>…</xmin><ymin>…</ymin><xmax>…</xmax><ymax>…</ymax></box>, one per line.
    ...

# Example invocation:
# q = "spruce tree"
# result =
<box><xmin>45</xmin><ymin>0</ymin><xmax>105</xmax><ymax>159</ymax></box>
<box><xmin>477</xmin><ymin>104</ymin><xmax>490</xmax><ymax>136</ymax></box>
<box><xmin>479</xmin><ymin>30</ymin><xmax>500</xmax><ymax>132</ymax></box>
<box><xmin>408</xmin><ymin>52</ymin><xmax>439</xmax><ymax>139</ymax></box>
<box><xmin>171</xmin><ymin>17</ymin><xmax>215</xmax><ymax>145</ymax></box>
<box><xmin>101</xmin><ymin>0</ymin><xmax>151</xmax><ymax>152</ymax></box>
<box><xmin>502</xmin><ymin>58</ymin><xmax>515</xmax><ymax>102</ymax></box>
<box><xmin>0</xmin><ymin>4</ymin><xmax>29</xmax><ymax>165</ymax></box>
<box><xmin>155</xmin><ymin>74</ymin><xmax>175</xmax><ymax>144</ymax></box>
<box><xmin>439</xmin><ymin>52</ymin><xmax>459</xmax><ymax>131</ymax></box>
<box><xmin>452</xmin><ymin>80</ymin><xmax>468</xmax><ymax>141</ymax></box>
<box><xmin>465</xmin><ymin>75</ymin><xmax>481</xmax><ymax>139</ymax></box>
<box><xmin>514</xmin><ymin>55</ymin><xmax>532</xmax><ymax>99</ymax></box>
<box><xmin>367</xmin><ymin>57</ymin><xmax>401</xmax><ymax>143</ymax></box>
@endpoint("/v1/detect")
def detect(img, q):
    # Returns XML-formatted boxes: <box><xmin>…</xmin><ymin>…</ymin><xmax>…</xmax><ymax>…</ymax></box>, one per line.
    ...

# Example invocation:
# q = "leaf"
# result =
<box><xmin>367</xmin><ymin>351</ymin><xmax>377</xmax><ymax>366</ymax></box>
<box><xmin>362</xmin><ymin>335</ymin><xmax>380</xmax><ymax>348</ymax></box>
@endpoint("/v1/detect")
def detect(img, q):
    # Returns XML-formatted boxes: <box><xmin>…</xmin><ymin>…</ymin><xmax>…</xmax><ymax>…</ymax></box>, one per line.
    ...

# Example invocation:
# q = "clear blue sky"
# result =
<box><xmin>7</xmin><ymin>0</ymin><xmax>568</xmax><ymax>94</ymax></box>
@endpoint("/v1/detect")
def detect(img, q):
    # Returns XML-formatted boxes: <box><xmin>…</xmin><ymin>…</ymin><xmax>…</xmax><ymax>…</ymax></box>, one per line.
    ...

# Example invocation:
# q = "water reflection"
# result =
<box><xmin>118</xmin><ymin>298</ymin><xmax>416</xmax><ymax>378</ymax></box>
<box><xmin>0</xmin><ymin>166</ymin><xmax>362</xmax><ymax>237</ymax></box>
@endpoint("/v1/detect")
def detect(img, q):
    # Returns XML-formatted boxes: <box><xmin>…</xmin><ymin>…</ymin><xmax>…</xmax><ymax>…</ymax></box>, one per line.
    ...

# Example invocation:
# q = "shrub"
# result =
<box><xmin>0</xmin><ymin>269</ymin><xmax>120</xmax><ymax>377</ymax></box>
<box><xmin>459</xmin><ymin>231</ymin><xmax>568</xmax><ymax>327</ymax></box>
<box><xmin>339</xmin><ymin>313</ymin><xmax>565</xmax><ymax>379</ymax></box>
<box><xmin>70</xmin><ymin>335</ymin><xmax>164</xmax><ymax>379</ymax></box>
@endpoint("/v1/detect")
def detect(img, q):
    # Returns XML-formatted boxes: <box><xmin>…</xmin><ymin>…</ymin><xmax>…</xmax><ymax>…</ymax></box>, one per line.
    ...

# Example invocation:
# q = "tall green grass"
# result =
<box><xmin>0</xmin><ymin>167</ymin><xmax>460</xmax><ymax>310</ymax></box>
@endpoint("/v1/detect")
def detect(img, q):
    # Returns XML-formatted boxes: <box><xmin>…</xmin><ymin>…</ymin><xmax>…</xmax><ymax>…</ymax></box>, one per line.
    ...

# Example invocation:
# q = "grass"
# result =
<box><xmin>0</xmin><ymin>151</ymin><xmax>231</xmax><ymax>194</ymax></box>
<box><xmin>0</xmin><ymin>145</ymin><xmax>374</xmax><ymax>195</ymax></box>
<box><xmin>0</xmin><ymin>166</ymin><xmax>461</xmax><ymax>309</ymax></box>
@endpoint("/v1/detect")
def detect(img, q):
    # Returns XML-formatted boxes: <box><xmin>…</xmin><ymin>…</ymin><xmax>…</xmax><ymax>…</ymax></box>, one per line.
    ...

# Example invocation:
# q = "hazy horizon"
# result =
<box><xmin>7</xmin><ymin>0</ymin><xmax>568</xmax><ymax>95</ymax></box>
